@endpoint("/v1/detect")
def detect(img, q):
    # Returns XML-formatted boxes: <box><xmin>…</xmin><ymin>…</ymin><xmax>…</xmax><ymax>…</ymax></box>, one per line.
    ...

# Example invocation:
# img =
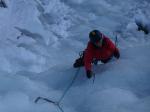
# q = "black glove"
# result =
<box><xmin>114</xmin><ymin>49</ymin><xmax>120</xmax><ymax>59</ymax></box>
<box><xmin>86</xmin><ymin>70</ymin><xmax>94</xmax><ymax>79</ymax></box>
<box><xmin>92</xmin><ymin>59</ymin><xmax>98</xmax><ymax>65</ymax></box>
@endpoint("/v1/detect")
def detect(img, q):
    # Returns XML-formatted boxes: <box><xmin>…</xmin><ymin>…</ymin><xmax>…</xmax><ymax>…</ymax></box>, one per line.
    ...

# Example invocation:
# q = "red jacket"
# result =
<box><xmin>84</xmin><ymin>35</ymin><xmax>119</xmax><ymax>71</ymax></box>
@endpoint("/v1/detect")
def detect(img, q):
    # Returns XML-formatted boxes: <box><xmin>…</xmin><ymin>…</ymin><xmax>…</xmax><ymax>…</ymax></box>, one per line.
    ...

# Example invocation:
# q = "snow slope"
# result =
<box><xmin>0</xmin><ymin>0</ymin><xmax>150</xmax><ymax>112</ymax></box>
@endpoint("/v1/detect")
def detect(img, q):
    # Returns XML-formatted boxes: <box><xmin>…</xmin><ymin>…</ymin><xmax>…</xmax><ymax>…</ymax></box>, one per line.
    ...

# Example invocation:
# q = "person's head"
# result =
<box><xmin>89</xmin><ymin>30</ymin><xmax>103</xmax><ymax>47</ymax></box>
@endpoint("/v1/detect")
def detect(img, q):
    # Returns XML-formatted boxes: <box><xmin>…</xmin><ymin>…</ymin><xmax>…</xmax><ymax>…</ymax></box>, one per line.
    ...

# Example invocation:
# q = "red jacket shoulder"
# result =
<box><xmin>103</xmin><ymin>36</ymin><xmax>115</xmax><ymax>50</ymax></box>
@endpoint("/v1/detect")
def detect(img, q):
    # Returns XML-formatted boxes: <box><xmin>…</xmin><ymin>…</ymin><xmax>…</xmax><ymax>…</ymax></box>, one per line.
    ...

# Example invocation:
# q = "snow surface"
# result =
<box><xmin>0</xmin><ymin>0</ymin><xmax>150</xmax><ymax>112</ymax></box>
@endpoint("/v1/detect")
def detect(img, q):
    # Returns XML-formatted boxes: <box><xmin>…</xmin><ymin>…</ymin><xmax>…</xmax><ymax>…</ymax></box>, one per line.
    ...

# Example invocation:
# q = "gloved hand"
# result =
<box><xmin>114</xmin><ymin>48</ymin><xmax>120</xmax><ymax>59</ymax></box>
<box><xmin>86</xmin><ymin>70</ymin><xmax>95</xmax><ymax>79</ymax></box>
<box><xmin>92</xmin><ymin>59</ymin><xmax>98</xmax><ymax>65</ymax></box>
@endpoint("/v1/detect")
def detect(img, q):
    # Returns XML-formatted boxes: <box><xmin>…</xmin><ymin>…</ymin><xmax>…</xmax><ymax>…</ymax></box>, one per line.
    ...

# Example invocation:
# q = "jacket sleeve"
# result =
<box><xmin>84</xmin><ymin>42</ymin><xmax>94</xmax><ymax>71</ymax></box>
<box><xmin>105</xmin><ymin>37</ymin><xmax>116</xmax><ymax>51</ymax></box>
<box><xmin>105</xmin><ymin>37</ymin><xmax>120</xmax><ymax>58</ymax></box>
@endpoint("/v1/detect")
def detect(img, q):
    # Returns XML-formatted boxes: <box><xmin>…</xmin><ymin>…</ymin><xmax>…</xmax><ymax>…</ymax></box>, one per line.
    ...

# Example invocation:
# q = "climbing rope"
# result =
<box><xmin>58</xmin><ymin>67</ymin><xmax>80</xmax><ymax>103</ymax></box>
<box><xmin>35</xmin><ymin>67</ymin><xmax>80</xmax><ymax>112</ymax></box>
